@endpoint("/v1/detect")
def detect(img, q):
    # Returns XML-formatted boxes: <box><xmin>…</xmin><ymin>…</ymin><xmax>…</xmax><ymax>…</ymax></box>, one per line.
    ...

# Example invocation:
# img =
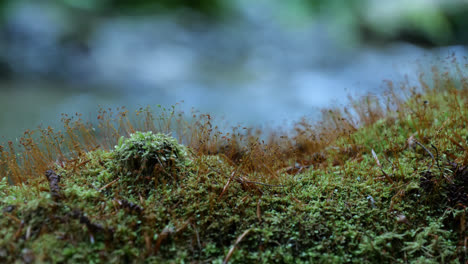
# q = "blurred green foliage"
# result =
<box><xmin>303</xmin><ymin>0</ymin><xmax>366</xmax><ymax>13</ymax></box>
<box><xmin>105</xmin><ymin>0</ymin><xmax>228</xmax><ymax>16</ymax></box>
<box><xmin>0</xmin><ymin>0</ymin><xmax>467</xmax><ymax>45</ymax></box>
<box><xmin>0</xmin><ymin>0</ymin><xmax>231</xmax><ymax>17</ymax></box>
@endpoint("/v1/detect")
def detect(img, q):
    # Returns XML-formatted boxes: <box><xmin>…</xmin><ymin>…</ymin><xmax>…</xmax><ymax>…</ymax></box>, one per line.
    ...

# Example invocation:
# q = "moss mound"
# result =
<box><xmin>113</xmin><ymin>131</ymin><xmax>191</xmax><ymax>192</ymax></box>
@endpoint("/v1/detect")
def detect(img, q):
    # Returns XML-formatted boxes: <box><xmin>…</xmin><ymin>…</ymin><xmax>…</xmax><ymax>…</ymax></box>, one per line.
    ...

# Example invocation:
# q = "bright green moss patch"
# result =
<box><xmin>114</xmin><ymin>131</ymin><xmax>191</xmax><ymax>177</ymax></box>
<box><xmin>1</xmin><ymin>77</ymin><xmax>468</xmax><ymax>262</ymax></box>
<box><xmin>112</xmin><ymin>131</ymin><xmax>192</xmax><ymax>196</ymax></box>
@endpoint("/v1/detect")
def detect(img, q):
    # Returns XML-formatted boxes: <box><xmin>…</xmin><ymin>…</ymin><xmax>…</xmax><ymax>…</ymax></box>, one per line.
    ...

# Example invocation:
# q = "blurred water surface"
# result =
<box><xmin>0</xmin><ymin>1</ymin><xmax>466</xmax><ymax>140</ymax></box>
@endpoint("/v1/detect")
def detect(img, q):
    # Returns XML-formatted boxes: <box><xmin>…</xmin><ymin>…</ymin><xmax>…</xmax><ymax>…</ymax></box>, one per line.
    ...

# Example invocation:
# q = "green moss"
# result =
<box><xmin>114</xmin><ymin>131</ymin><xmax>191</xmax><ymax>185</ymax></box>
<box><xmin>1</xmin><ymin>88</ymin><xmax>468</xmax><ymax>263</ymax></box>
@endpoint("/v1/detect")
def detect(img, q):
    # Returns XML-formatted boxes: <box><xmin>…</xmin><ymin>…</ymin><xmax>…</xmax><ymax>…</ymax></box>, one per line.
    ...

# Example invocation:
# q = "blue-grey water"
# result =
<box><xmin>1</xmin><ymin>1</ymin><xmax>467</xmax><ymax>141</ymax></box>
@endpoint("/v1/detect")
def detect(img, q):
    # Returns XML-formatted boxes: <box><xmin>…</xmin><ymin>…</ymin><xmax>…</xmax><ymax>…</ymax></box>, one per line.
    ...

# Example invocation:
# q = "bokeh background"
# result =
<box><xmin>0</xmin><ymin>0</ymin><xmax>467</xmax><ymax>140</ymax></box>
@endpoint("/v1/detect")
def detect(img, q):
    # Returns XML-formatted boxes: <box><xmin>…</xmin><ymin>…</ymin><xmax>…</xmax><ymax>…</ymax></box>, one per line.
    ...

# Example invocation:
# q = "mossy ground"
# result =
<box><xmin>1</xmin><ymin>64</ymin><xmax>468</xmax><ymax>263</ymax></box>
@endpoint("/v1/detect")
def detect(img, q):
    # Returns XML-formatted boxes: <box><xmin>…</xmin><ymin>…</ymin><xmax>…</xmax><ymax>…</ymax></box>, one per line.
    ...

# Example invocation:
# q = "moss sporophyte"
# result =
<box><xmin>1</xmin><ymin>62</ymin><xmax>468</xmax><ymax>263</ymax></box>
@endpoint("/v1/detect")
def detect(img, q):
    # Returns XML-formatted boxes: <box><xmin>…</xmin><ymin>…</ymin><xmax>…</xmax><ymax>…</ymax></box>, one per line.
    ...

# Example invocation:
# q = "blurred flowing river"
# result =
<box><xmin>0</xmin><ymin>1</ymin><xmax>467</xmax><ymax>141</ymax></box>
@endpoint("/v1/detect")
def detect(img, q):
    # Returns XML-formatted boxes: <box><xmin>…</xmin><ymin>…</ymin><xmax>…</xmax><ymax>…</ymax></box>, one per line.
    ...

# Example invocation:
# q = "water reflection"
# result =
<box><xmin>0</xmin><ymin>1</ymin><xmax>466</xmax><ymax>141</ymax></box>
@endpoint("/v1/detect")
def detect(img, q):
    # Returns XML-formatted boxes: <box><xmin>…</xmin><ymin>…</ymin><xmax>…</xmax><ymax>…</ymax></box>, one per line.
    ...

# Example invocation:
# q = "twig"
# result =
<box><xmin>191</xmin><ymin>223</ymin><xmax>202</xmax><ymax>252</ymax></box>
<box><xmin>223</xmin><ymin>229</ymin><xmax>252</xmax><ymax>264</ymax></box>
<box><xmin>431</xmin><ymin>144</ymin><xmax>443</xmax><ymax>173</ymax></box>
<box><xmin>219</xmin><ymin>149</ymin><xmax>255</xmax><ymax>199</ymax></box>
<box><xmin>69</xmin><ymin>209</ymin><xmax>113</xmax><ymax>243</ymax></box>
<box><xmin>98</xmin><ymin>178</ymin><xmax>119</xmax><ymax>192</ymax></box>
<box><xmin>114</xmin><ymin>198</ymin><xmax>144</xmax><ymax>214</ymax></box>
<box><xmin>219</xmin><ymin>170</ymin><xmax>238</xmax><ymax>199</ymax></box>
<box><xmin>153</xmin><ymin>227</ymin><xmax>174</xmax><ymax>254</ymax></box>
<box><xmin>414</xmin><ymin>141</ymin><xmax>435</xmax><ymax>170</ymax></box>
<box><xmin>153</xmin><ymin>220</ymin><xmax>190</xmax><ymax>254</ymax></box>
<box><xmin>257</xmin><ymin>197</ymin><xmax>262</xmax><ymax>222</ymax></box>
<box><xmin>238</xmin><ymin>178</ymin><xmax>286</xmax><ymax>188</ymax></box>
<box><xmin>45</xmin><ymin>170</ymin><xmax>62</xmax><ymax>201</ymax></box>
<box><xmin>371</xmin><ymin>149</ymin><xmax>394</xmax><ymax>184</ymax></box>
<box><xmin>13</xmin><ymin>221</ymin><xmax>24</xmax><ymax>240</ymax></box>
<box><xmin>3</xmin><ymin>212</ymin><xmax>21</xmax><ymax>224</ymax></box>
<box><xmin>432</xmin><ymin>144</ymin><xmax>454</xmax><ymax>184</ymax></box>
<box><xmin>279</xmin><ymin>164</ymin><xmax>312</xmax><ymax>175</ymax></box>
<box><xmin>261</xmin><ymin>163</ymin><xmax>280</xmax><ymax>180</ymax></box>
<box><xmin>73</xmin><ymin>159</ymin><xmax>91</xmax><ymax>172</ymax></box>
<box><xmin>367</xmin><ymin>195</ymin><xmax>376</xmax><ymax>208</ymax></box>
<box><xmin>205</xmin><ymin>163</ymin><xmax>224</xmax><ymax>175</ymax></box>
